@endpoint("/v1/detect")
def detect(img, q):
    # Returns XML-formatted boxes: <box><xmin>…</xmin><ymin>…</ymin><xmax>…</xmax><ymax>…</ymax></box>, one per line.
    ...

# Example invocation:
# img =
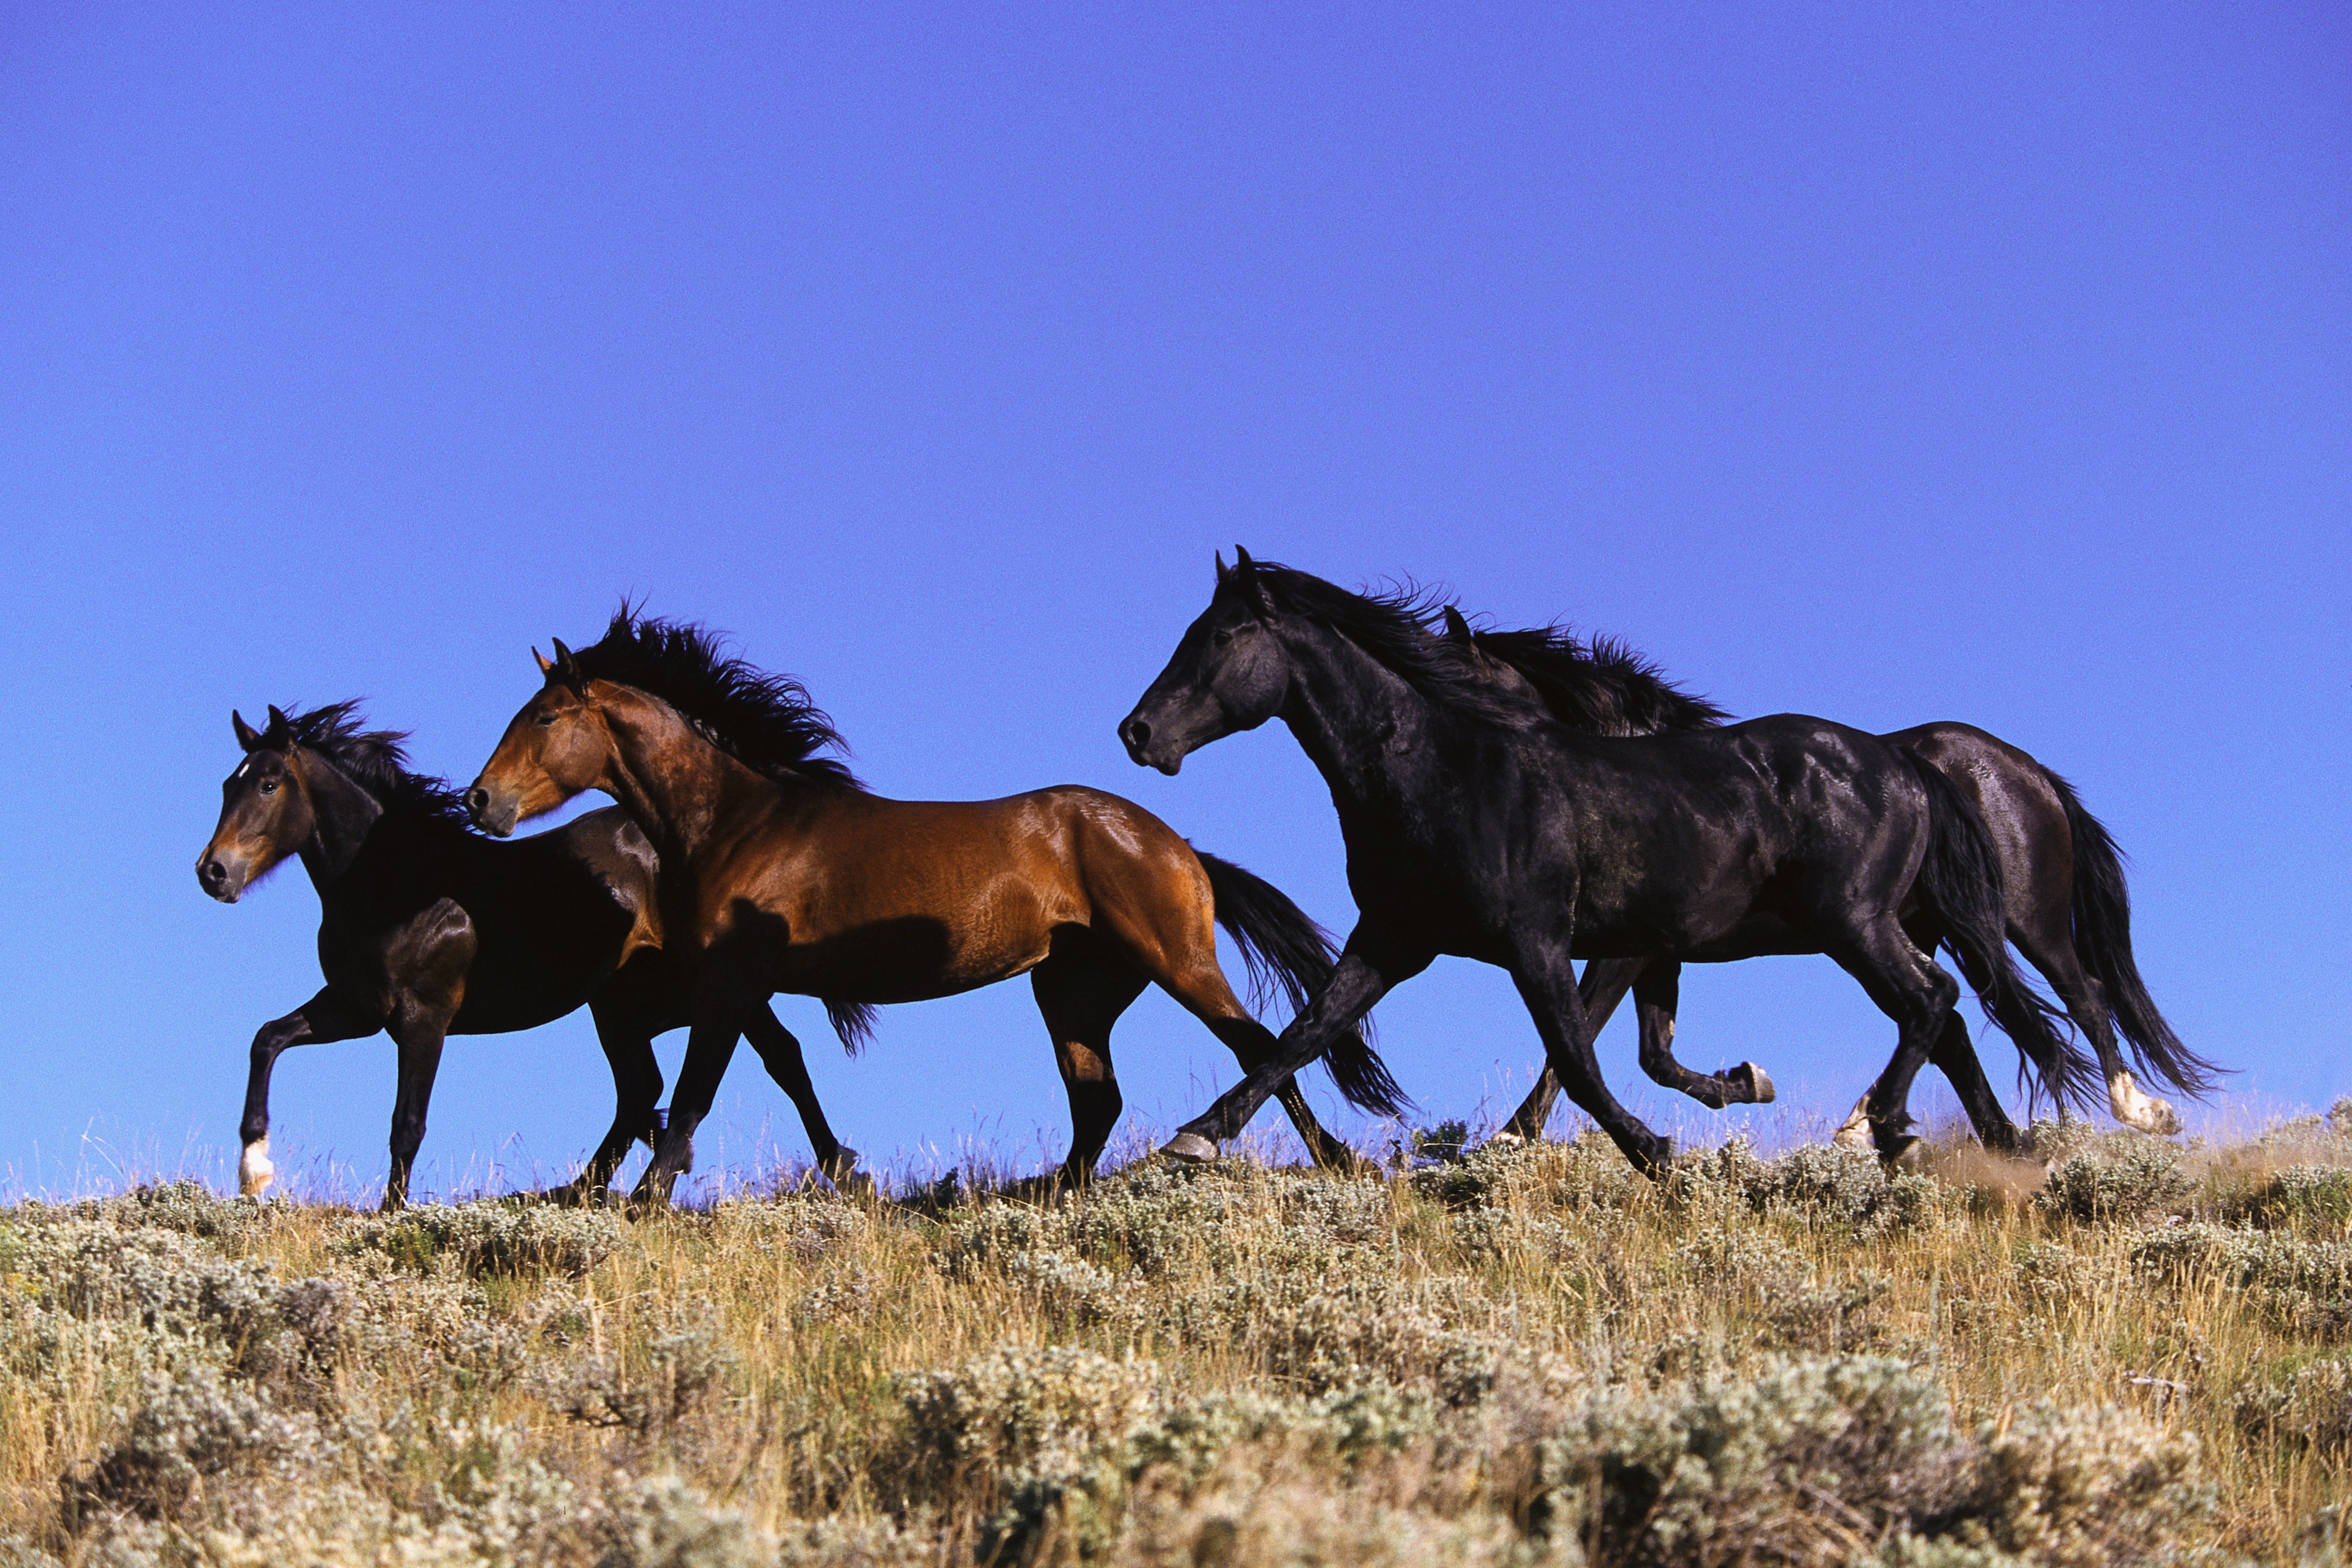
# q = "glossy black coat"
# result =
<box><xmin>1119</xmin><ymin>559</ymin><xmax>2086</xmax><ymax>1173</ymax></box>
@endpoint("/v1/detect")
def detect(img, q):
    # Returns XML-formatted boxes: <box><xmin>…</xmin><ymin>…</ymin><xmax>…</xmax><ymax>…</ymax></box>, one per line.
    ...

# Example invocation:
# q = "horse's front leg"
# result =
<box><xmin>556</xmin><ymin>991</ymin><xmax>668</xmax><ymax>1204</ymax></box>
<box><xmin>238</xmin><ymin>987</ymin><xmax>382</xmax><ymax>1196</ymax></box>
<box><xmin>1164</xmin><ymin>925</ymin><xmax>1431</xmax><ymax>1160</ymax></box>
<box><xmin>1631</xmin><ymin>960</ymin><xmax>1777</xmax><ymax>1109</ymax></box>
<box><xmin>1509</xmin><ymin>928</ymin><xmax>1673</xmax><ymax>1177</ymax></box>
<box><xmin>1494</xmin><ymin>958</ymin><xmax>1644</xmax><ymax>1142</ymax></box>
<box><xmin>633</xmin><ymin>968</ymin><xmax>755</xmax><ymax>1208</ymax></box>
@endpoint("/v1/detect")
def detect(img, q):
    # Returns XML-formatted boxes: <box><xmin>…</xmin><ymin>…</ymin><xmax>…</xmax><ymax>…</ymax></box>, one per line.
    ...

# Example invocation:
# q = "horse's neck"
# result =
<box><xmin>1276</xmin><ymin>625</ymin><xmax>1445</xmax><ymax>806</ymax></box>
<box><xmin>296</xmin><ymin>756</ymin><xmax>385</xmax><ymax>889</ymax></box>
<box><xmin>598</xmin><ymin>691</ymin><xmax>772</xmax><ymax>861</ymax></box>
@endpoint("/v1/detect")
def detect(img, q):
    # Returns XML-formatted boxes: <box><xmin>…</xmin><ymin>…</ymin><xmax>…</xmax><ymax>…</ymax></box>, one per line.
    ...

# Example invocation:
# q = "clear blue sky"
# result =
<box><xmin>1</xmin><ymin>4</ymin><xmax>2344</xmax><ymax>1200</ymax></box>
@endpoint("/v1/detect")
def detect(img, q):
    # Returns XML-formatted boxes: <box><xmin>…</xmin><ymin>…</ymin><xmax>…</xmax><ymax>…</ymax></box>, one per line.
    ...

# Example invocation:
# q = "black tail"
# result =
<box><xmin>1195</xmin><ymin>849</ymin><xmax>1411</xmax><ymax>1118</ymax></box>
<box><xmin>2050</xmin><ymin>772</ymin><xmax>2220</xmax><ymax>1097</ymax></box>
<box><xmin>1903</xmin><ymin>754</ymin><xmax>2100</xmax><ymax>1114</ymax></box>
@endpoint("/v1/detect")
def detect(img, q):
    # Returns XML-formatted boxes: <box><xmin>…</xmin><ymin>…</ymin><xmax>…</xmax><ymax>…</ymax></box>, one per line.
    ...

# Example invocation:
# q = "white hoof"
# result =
<box><xmin>1162</xmin><ymin>1132</ymin><xmax>1217</xmax><ymax>1164</ymax></box>
<box><xmin>1833</xmin><ymin>1101</ymin><xmax>1875</xmax><ymax>1151</ymax></box>
<box><xmin>1485</xmin><ymin>1130</ymin><xmax>1526</xmax><ymax>1150</ymax></box>
<box><xmin>237</xmin><ymin>1139</ymin><xmax>275</xmax><ymax>1197</ymax></box>
<box><xmin>2109</xmin><ymin>1072</ymin><xmax>2181</xmax><ymax>1136</ymax></box>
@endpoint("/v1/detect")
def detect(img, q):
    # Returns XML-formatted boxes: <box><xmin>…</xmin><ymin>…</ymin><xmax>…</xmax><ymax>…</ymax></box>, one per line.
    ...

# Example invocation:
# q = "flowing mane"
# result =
<box><xmin>1463</xmin><ymin>624</ymin><xmax>1730</xmax><ymax>736</ymax></box>
<box><xmin>1233</xmin><ymin>559</ymin><xmax>1525</xmax><ymax>722</ymax></box>
<box><xmin>571</xmin><ymin>609</ymin><xmax>863</xmax><ymax>791</ymax></box>
<box><xmin>284</xmin><ymin>702</ymin><xmax>473</xmax><ymax>825</ymax></box>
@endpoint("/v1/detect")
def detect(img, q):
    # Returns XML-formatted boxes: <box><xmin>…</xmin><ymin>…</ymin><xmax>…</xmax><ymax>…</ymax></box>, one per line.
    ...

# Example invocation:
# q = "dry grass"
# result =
<box><xmin>4</xmin><ymin>1113</ymin><xmax>2352</xmax><ymax>1565</ymax></box>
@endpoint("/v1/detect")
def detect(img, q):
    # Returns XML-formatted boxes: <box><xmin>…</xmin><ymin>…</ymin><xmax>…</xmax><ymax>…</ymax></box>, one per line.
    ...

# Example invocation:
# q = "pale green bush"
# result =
<box><xmin>2036</xmin><ymin>1141</ymin><xmax>2193</xmax><ymax>1225</ymax></box>
<box><xmin>334</xmin><ymin>1201</ymin><xmax>626</xmax><ymax>1279</ymax></box>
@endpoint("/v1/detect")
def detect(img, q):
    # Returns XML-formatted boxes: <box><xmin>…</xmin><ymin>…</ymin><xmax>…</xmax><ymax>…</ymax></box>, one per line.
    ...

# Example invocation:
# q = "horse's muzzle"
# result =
<box><xmin>464</xmin><ymin>783</ymin><xmax>519</xmax><ymax>837</ymax></box>
<box><xmin>196</xmin><ymin>852</ymin><xmax>245</xmax><ymax>903</ymax></box>
<box><xmin>1117</xmin><ymin>715</ymin><xmax>1182</xmax><ymax>776</ymax></box>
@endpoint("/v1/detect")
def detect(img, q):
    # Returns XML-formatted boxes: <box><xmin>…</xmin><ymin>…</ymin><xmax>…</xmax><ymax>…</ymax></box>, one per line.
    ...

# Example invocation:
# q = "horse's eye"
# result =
<box><xmin>534</xmin><ymin>712</ymin><xmax>558</xmax><ymax>727</ymax></box>
<box><xmin>258</xmin><ymin>779</ymin><xmax>278</xmax><ymax>795</ymax></box>
<box><xmin>1211</xmin><ymin>628</ymin><xmax>1234</xmax><ymax>647</ymax></box>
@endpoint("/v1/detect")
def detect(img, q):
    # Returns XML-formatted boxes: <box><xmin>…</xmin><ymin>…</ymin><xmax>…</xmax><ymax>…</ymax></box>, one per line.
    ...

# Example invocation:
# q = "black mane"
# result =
<box><xmin>1465</xmin><ymin>625</ymin><xmax>1730</xmax><ymax>736</ymax></box>
<box><xmin>1234</xmin><ymin>561</ymin><xmax>1524</xmax><ymax>722</ymax></box>
<box><xmin>283</xmin><ymin>702</ymin><xmax>473</xmax><ymax>825</ymax></box>
<box><xmin>571</xmin><ymin>610</ymin><xmax>862</xmax><ymax>790</ymax></box>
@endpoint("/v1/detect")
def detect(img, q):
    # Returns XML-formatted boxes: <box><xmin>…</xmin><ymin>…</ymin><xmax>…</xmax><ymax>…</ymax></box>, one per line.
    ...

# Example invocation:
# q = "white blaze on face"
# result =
<box><xmin>239</xmin><ymin>1137</ymin><xmax>276</xmax><ymax>1196</ymax></box>
<box><xmin>1833</xmin><ymin>1099</ymin><xmax>1875</xmax><ymax>1149</ymax></box>
<box><xmin>2108</xmin><ymin>1071</ymin><xmax>2182</xmax><ymax>1136</ymax></box>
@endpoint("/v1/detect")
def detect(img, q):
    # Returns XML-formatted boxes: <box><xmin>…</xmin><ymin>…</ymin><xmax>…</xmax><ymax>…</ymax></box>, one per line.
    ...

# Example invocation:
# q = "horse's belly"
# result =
<box><xmin>774</xmin><ymin>888</ymin><xmax>1060</xmax><ymax>1002</ymax></box>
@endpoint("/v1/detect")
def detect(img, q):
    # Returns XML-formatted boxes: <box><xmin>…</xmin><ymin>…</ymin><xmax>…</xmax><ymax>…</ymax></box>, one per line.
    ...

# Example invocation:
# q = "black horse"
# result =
<box><xmin>1119</xmin><ymin>554</ymin><xmax>2093</xmax><ymax>1173</ymax></box>
<box><xmin>1434</xmin><ymin>609</ymin><xmax>2212</xmax><ymax>1150</ymax></box>
<box><xmin>196</xmin><ymin>702</ymin><xmax>862</xmax><ymax>1208</ymax></box>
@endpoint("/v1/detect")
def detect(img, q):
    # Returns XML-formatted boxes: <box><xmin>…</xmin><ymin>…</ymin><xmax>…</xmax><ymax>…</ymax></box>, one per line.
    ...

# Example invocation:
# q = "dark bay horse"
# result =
<box><xmin>462</xmin><ymin>612</ymin><xmax>1403</xmax><ymax>1203</ymax></box>
<box><xmin>1434</xmin><ymin>608</ymin><xmax>2212</xmax><ymax>1149</ymax></box>
<box><xmin>1119</xmin><ymin>555</ymin><xmax>2094</xmax><ymax>1173</ymax></box>
<box><xmin>197</xmin><ymin>702</ymin><xmax>864</xmax><ymax>1207</ymax></box>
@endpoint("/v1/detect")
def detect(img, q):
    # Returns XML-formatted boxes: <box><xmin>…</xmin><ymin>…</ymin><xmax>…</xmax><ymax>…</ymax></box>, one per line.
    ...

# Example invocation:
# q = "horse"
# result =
<box><xmin>461</xmin><ymin>610</ymin><xmax>1404</xmax><ymax>1203</ymax></box>
<box><xmin>196</xmin><ymin>702</ymin><xmax>867</xmax><ymax>1208</ymax></box>
<box><xmin>1430</xmin><ymin>607</ymin><xmax>2212</xmax><ymax>1150</ymax></box>
<box><xmin>1118</xmin><ymin>553</ymin><xmax>2096</xmax><ymax>1173</ymax></box>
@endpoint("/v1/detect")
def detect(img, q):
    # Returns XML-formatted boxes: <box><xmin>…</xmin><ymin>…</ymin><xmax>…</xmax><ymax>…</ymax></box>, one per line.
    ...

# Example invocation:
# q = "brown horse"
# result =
<box><xmin>463</xmin><ymin>612</ymin><xmax>1403</xmax><ymax>1202</ymax></box>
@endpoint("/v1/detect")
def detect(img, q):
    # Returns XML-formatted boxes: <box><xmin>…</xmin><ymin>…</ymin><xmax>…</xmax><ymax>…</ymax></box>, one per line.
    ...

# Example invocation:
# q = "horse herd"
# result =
<box><xmin>196</xmin><ymin>552</ymin><xmax>2214</xmax><ymax>1210</ymax></box>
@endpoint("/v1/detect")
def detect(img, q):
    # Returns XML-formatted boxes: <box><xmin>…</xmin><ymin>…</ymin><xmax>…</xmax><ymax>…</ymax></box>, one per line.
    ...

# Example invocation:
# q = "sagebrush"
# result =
<box><xmin>1</xmin><ymin>1118</ymin><xmax>2347</xmax><ymax>1565</ymax></box>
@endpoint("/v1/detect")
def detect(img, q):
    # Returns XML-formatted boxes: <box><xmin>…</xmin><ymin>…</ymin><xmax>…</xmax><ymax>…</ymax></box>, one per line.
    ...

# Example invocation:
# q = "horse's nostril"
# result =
<box><xmin>464</xmin><ymin>787</ymin><xmax>489</xmax><ymax>816</ymax></box>
<box><xmin>1122</xmin><ymin>719</ymin><xmax>1152</xmax><ymax>752</ymax></box>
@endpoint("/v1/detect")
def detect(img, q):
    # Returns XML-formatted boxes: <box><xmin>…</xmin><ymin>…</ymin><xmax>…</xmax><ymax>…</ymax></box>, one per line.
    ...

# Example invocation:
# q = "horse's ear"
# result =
<box><xmin>534</xmin><ymin>647</ymin><xmax>554</xmax><ymax>677</ymax></box>
<box><xmin>263</xmin><ymin>706</ymin><xmax>294</xmax><ymax>746</ymax></box>
<box><xmin>1214</xmin><ymin>550</ymin><xmax>1229</xmax><ymax>585</ymax></box>
<box><xmin>1440</xmin><ymin>605</ymin><xmax>1475</xmax><ymax>645</ymax></box>
<box><xmin>549</xmin><ymin>638</ymin><xmax>584</xmax><ymax>690</ymax></box>
<box><xmin>232</xmin><ymin>710</ymin><xmax>263</xmax><ymax>751</ymax></box>
<box><xmin>1230</xmin><ymin>547</ymin><xmax>1269</xmax><ymax>613</ymax></box>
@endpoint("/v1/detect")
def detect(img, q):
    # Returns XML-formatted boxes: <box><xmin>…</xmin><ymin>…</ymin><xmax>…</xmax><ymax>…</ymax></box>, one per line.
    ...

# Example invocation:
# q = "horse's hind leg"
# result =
<box><xmin>1119</xmin><ymin>924</ymin><xmax>1366</xmax><ymax>1171</ymax></box>
<box><xmin>2015</xmin><ymin>923</ymin><xmax>2176</xmax><ymax>1135</ymax></box>
<box><xmin>1631</xmin><ymin>960</ymin><xmax>1777</xmax><ymax>1109</ymax></box>
<box><xmin>382</xmin><ymin>1012</ymin><xmax>451</xmax><ymax>1212</ymax></box>
<box><xmin>1828</xmin><ymin>921</ymin><xmax>1963</xmax><ymax>1165</ymax></box>
<box><xmin>740</xmin><ymin>1006</ymin><xmax>865</xmax><ymax>1191</ymax></box>
<box><xmin>1032</xmin><ymin>945</ymin><xmax>1148</xmax><ymax>1187</ymax></box>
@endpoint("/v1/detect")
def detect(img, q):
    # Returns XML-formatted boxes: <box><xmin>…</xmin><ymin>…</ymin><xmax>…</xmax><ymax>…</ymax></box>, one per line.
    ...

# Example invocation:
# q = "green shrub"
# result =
<box><xmin>334</xmin><ymin>1201</ymin><xmax>626</xmax><ymax>1280</ymax></box>
<box><xmin>2035</xmin><ymin>1141</ymin><xmax>2192</xmax><ymax>1224</ymax></box>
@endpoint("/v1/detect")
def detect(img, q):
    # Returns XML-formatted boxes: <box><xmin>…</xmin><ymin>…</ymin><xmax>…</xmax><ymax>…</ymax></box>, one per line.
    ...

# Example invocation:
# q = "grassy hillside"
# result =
<box><xmin>4</xmin><ymin>1117</ymin><xmax>2352</xmax><ymax>1566</ymax></box>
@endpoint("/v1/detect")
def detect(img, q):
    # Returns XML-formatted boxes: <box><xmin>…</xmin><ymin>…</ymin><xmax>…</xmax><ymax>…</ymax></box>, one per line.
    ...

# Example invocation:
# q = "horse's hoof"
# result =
<box><xmin>1884</xmin><ymin>1136</ymin><xmax>1926</xmax><ymax>1172</ymax></box>
<box><xmin>1485</xmin><ymin>1130</ymin><xmax>1526</xmax><ymax>1150</ymax></box>
<box><xmin>1162</xmin><ymin>1132</ymin><xmax>1217</xmax><ymax>1164</ymax></box>
<box><xmin>237</xmin><ymin>1140</ymin><xmax>275</xmax><ymax>1198</ymax></box>
<box><xmin>1730</xmin><ymin>1062</ymin><xmax>1777</xmax><ymax>1104</ymax></box>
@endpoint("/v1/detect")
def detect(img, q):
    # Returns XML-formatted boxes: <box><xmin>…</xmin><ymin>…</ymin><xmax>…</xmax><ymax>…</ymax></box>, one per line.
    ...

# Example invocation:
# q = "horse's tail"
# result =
<box><xmin>1902</xmin><ymin>753</ymin><xmax>2099</xmax><ymax>1114</ymax></box>
<box><xmin>2050</xmin><ymin>771</ymin><xmax>2219</xmax><ymax>1097</ymax></box>
<box><xmin>1195</xmin><ymin>849</ymin><xmax>1410</xmax><ymax>1118</ymax></box>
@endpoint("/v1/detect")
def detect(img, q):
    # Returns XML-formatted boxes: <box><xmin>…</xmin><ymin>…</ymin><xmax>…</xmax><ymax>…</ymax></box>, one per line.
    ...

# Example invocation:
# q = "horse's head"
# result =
<box><xmin>465</xmin><ymin>640</ymin><xmax>612</xmax><ymax>836</ymax></box>
<box><xmin>198</xmin><ymin>706</ymin><xmax>315</xmax><ymax>902</ymax></box>
<box><xmin>1118</xmin><ymin>549</ymin><xmax>1295</xmax><ymax>775</ymax></box>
